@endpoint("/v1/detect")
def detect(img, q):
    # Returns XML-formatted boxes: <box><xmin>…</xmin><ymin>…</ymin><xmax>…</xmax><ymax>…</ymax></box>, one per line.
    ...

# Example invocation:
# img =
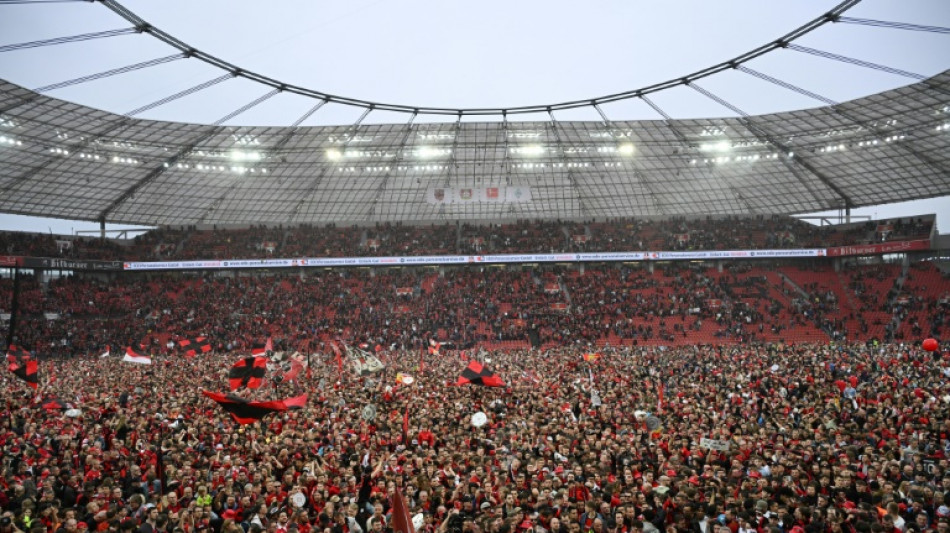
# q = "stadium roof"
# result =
<box><xmin>1</xmin><ymin>72</ymin><xmax>949</xmax><ymax>226</ymax></box>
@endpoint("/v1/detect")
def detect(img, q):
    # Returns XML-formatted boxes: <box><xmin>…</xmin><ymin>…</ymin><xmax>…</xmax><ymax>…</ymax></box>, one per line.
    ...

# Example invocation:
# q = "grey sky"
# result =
<box><xmin>0</xmin><ymin>0</ymin><xmax>948</xmax><ymax>234</ymax></box>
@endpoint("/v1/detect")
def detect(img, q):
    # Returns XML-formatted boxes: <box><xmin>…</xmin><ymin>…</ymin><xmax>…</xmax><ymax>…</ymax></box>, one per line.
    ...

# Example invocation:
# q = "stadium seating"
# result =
<box><xmin>0</xmin><ymin>214</ymin><xmax>934</xmax><ymax>262</ymax></box>
<box><xmin>5</xmin><ymin>260</ymin><xmax>944</xmax><ymax>359</ymax></box>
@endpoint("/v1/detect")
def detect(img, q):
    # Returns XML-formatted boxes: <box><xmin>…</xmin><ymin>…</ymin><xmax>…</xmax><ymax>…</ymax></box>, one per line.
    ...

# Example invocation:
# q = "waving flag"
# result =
<box><xmin>6</xmin><ymin>345</ymin><xmax>31</xmax><ymax>362</ymax></box>
<box><xmin>100</xmin><ymin>346</ymin><xmax>111</xmax><ymax>358</ymax></box>
<box><xmin>228</xmin><ymin>357</ymin><xmax>267</xmax><ymax>390</ymax></box>
<box><xmin>251</xmin><ymin>337</ymin><xmax>273</xmax><ymax>356</ymax></box>
<box><xmin>456</xmin><ymin>360</ymin><xmax>505</xmax><ymax>387</ymax></box>
<box><xmin>582</xmin><ymin>352</ymin><xmax>602</xmax><ymax>362</ymax></box>
<box><xmin>40</xmin><ymin>397</ymin><xmax>70</xmax><ymax>411</ymax></box>
<box><xmin>9</xmin><ymin>359</ymin><xmax>38</xmax><ymax>389</ymax></box>
<box><xmin>391</xmin><ymin>487</ymin><xmax>416</xmax><ymax>533</ymax></box>
<box><xmin>347</xmin><ymin>346</ymin><xmax>385</xmax><ymax>376</ymax></box>
<box><xmin>284</xmin><ymin>357</ymin><xmax>304</xmax><ymax>383</ymax></box>
<box><xmin>123</xmin><ymin>346</ymin><xmax>151</xmax><ymax>365</ymax></box>
<box><xmin>202</xmin><ymin>391</ymin><xmax>307</xmax><ymax>425</ymax></box>
<box><xmin>7</xmin><ymin>344</ymin><xmax>38</xmax><ymax>389</ymax></box>
<box><xmin>329</xmin><ymin>341</ymin><xmax>344</xmax><ymax>377</ymax></box>
<box><xmin>179</xmin><ymin>337</ymin><xmax>212</xmax><ymax>357</ymax></box>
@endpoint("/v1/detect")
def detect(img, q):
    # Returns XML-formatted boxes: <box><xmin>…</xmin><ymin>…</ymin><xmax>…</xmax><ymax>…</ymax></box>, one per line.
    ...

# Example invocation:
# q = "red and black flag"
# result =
<box><xmin>178</xmin><ymin>337</ymin><xmax>212</xmax><ymax>357</ymax></box>
<box><xmin>7</xmin><ymin>345</ymin><xmax>38</xmax><ymax>389</ymax></box>
<box><xmin>6</xmin><ymin>345</ymin><xmax>31</xmax><ymax>363</ymax></box>
<box><xmin>281</xmin><ymin>394</ymin><xmax>307</xmax><ymax>409</ymax></box>
<box><xmin>456</xmin><ymin>360</ymin><xmax>505</xmax><ymax>388</ymax></box>
<box><xmin>228</xmin><ymin>357</ymin><xmax>267</xmax><ymax>390</ymax></box>
<box><xmin>201</xmin><ymin>390</ymin><xmax>307</xmax><ymax>425</ymax></box>
<box><xmin>250</xmin><ymin>337</ymin><xmax>274</xmax><ymax>356</ymax></box>
<box><xmin>40</xmin><ymin>397</ymin><xmax>69</xmax><ymax>411</ymax></box>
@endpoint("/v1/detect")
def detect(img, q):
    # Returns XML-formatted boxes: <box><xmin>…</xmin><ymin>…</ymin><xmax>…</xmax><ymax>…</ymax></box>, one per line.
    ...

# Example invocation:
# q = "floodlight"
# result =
<box><xmin>515</xmin><ymin>145</ymin><xmax>544</xmax><ymax>156</ymax></box>
<box><xmin>326</xmin><ymin>149</ymin><xmax>342</xmax><ymax>161</ymax></box>
<box><xmin>230</xmin><ymin>150</ymin><xmax>261</xmax><ymax>162</ymax></box>
<box><xmin>417</xmin><ymin>146</ymin><xmax>448</xmax><ymax>159</ymax></box>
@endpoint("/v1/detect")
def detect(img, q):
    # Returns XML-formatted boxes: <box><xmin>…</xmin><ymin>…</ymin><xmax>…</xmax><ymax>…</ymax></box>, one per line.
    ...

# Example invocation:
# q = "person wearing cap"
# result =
<box><xmin>0</xmin><ymin>515</ymin><xmax>21</xmax><ymax>533</ymax></box>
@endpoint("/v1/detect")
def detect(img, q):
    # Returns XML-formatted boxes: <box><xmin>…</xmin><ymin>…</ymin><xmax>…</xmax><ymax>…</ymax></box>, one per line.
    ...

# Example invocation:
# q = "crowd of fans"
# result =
<box><xmin>2</xmin><ymin>261</ymin><xmax>948</xmax><ymax>361</ymax></box>
<box><xmin>0</xmin><ymin>216</ymin><xmax>934</xmax><ymax>263</ymax></box>
<box><xmin>1</xmin><ymin>339</ymin><xmax>949</xmax><ymax>533</ymax></box>
<box><xmin>1</xmin><ymin>216</ymin><xmax>948</xmax><ymax>533</ymax></box>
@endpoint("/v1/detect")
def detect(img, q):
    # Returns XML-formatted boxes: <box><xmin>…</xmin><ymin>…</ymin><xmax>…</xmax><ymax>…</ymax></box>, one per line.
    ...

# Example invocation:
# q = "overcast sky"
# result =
<box><xmin>0</xmin><ymin>0</ymin><xmax>947</xmax><ymax>234</ymax></box>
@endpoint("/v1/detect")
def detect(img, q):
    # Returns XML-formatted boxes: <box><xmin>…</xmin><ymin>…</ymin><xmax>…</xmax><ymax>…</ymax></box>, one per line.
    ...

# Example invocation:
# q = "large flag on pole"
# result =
<box><xmin>456</xmin><ymin>360</ymin><xmax>505</xmax><ymax>387</ymax></box>
<box><xmin>7</xmin><ymin>345</ymin><xmax>38</xmax><ymax>389</ymax></box>
<box><xmin>228</xmin><ymin>357</ymin><xmax>267</xmax><ymax>390</ymax></box>
<box><xmin>178</xmin><ymin>337</ymin><xmax>212</xmax><ymax>357</ymax></box>
<box><xmin>6</xmin><ymin>345</ymin><xmax>31</xmax><ymax>362</ymax></box>
<box><xmin>123</xmin><ymin>346</ymin><xmax>152</xmax><ymax>365</ymax></box>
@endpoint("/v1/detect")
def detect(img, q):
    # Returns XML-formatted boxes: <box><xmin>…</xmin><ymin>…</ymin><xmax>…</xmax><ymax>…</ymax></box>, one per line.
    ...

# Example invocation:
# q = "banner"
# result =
<box><xmin>22</xmin><ymin>257</ymin><xmax>123</xmax><ymax>271</ymax></box>
<box><xmin>0</xmin><ymin>256</ymin><xmax>20</xmax><ymax>267</ymax></box>
<box><xmin>425</xmin><ymin>186</ymin><xmax>532</xmax><ymax>205</ymax></box>
<box><xmin>825</xmin><ymin>239</ymin><xmax>930</xmax><ymax>257</ymax></box>
<box><xmin>700</xmin><ymin>438</ymin><xmax>731</xmax><ymax>451</ymax></box>
<box><xmin>121</xmin><ymin>248</ymin><xmax>828</xmax><ymax>271</ymax></box>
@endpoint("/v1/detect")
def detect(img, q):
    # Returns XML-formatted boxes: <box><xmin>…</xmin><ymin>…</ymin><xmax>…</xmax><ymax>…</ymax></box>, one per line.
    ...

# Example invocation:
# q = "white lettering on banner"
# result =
<box><xmin>700</xmin><ymin>438</ymin><xmax>732</xmax><ymax>451</ymax></box>
<box><xmin>122</xmin><ymin>248</ymin><xmax>823</xmax><ymax>271</ymax></box>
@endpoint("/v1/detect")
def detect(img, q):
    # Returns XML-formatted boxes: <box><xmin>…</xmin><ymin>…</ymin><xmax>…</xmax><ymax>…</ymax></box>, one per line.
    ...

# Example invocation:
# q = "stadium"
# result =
<box><xmin>1</xmin><ymin>2</ymin><xmax>949</xmax><ymax>533</ymax></box>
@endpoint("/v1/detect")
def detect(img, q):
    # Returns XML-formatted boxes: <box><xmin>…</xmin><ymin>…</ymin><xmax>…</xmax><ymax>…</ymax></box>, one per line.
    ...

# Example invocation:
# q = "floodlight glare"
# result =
<box><xmin>417</xmin><ymin>146</ymin><xmax>448</xmax><ymax>159</ymax></box>
<box><xmin>618</xmin><ymin>143</ymin><xmax>635</xmax><ymax>155</ymax></box>
<box><xmin>699</xmin><ymin>140</ymin><xmax>732</xmax><ymax>153</ymax></box>
<box><xmin>515</xmin><ymin>145</ymin><xmax>544</xmax><ymax>156</ymax></box>
<box><xmin>230</xmin><ymin>150</ymin><xmax>261</xmax><ymax>162</ymax></box>
<box><xmin>326</xmin><ymin>149</ymin><xmax>342</xmax><ymax>161</ymax></box>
